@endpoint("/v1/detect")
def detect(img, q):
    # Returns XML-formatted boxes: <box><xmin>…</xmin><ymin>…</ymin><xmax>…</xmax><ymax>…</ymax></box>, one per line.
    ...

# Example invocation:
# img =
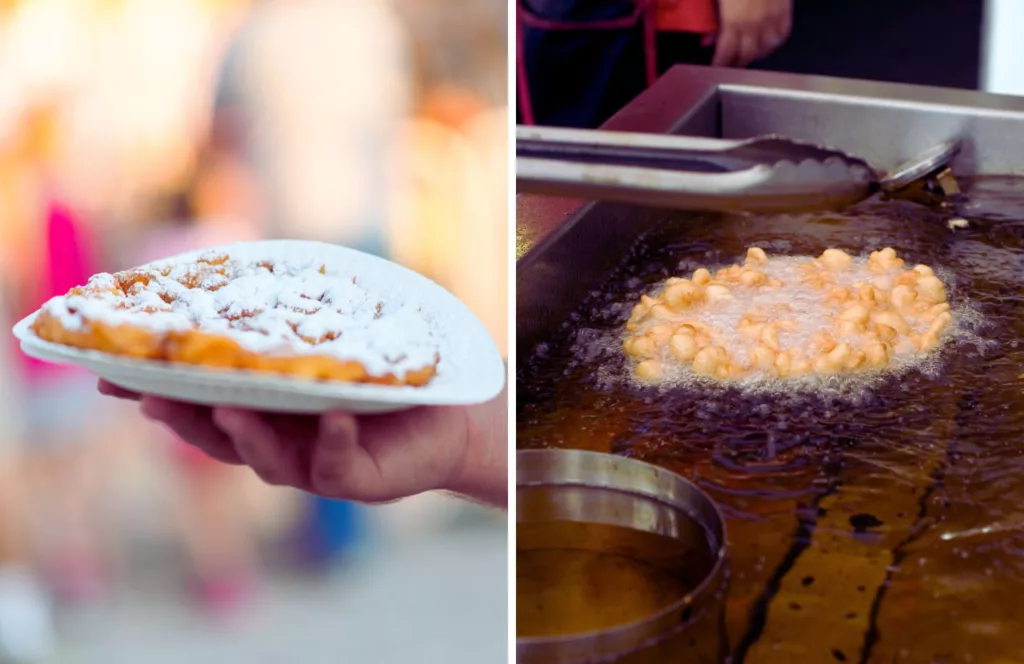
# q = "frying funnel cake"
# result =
<box><xmin>623</xmin><ymin>247</ymin><xmax>954</xmax><ymax>384</ymax></box>
<box><xmin>30</xmin><ymin>251</ymin><xmax>440</xmax><ymax>386</ymax></box>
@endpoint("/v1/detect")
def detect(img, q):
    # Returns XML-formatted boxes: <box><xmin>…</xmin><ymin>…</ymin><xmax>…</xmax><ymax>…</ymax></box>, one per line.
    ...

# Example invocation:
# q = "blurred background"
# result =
<box><xmin>0</xmin><ymin>1</ymin><xmax>507</xmax><ymax>662</ymax></box>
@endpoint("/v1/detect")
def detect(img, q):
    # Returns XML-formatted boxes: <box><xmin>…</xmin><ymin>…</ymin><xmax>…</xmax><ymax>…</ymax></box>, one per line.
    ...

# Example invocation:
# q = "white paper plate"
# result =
<box><xmin>12</xmin><ymin>240</ymin><xmax>506</xmax><ymax>414</ymax></box>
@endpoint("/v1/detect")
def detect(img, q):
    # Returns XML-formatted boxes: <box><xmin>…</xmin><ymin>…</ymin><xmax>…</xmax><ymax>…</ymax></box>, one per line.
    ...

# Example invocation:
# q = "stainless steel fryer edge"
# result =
<box><xmin>516</xmin><ymin>65</ymin><xmax>1024</xmax><ymax>356</ymax></box>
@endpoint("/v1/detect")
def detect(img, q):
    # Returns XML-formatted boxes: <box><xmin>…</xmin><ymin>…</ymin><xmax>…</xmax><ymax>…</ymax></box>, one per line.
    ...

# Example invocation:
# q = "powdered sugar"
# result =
<box><xmin>40</xmin><ymin>249</ymin><xmax>441</xmax><ymax>378</ymax></box>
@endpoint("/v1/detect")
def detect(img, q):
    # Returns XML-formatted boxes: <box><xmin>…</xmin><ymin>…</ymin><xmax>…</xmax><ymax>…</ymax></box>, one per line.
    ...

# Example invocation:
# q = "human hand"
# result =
<box><xmin>708</xmin><ymin>0</ymin><xmax>793</xmax><ymax>68</ymax></box>
<box><xmin>98</xmin><ymin>380</ymin><xmax>507</xmax><ymax>508</ymax></box>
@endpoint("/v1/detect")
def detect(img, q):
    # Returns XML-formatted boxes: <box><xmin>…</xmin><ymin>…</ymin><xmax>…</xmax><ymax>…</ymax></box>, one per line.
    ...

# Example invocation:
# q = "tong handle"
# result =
<box><xmin>515</xmin><ymin>125</ymin><xmax>879</xmax><ymax>214</ymax></box>
<box><xmin>516</xmin><ymin>125</ymin><xmax>746</xmax><ymax>152</ymax></box>
<box><xmin>516</xmin><ymin>125</ymin><xmax>880</xmax><ymax>177</ymax></box>
<box><xmin>517</xmin><ymin>141</ymin><xmax>745</xmax><ymax>173</ymax></box>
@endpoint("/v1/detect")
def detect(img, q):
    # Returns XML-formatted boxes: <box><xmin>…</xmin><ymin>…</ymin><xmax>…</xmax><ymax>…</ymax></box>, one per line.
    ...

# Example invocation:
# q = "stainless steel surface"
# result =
<box><xmin>517</xmin><ymin>449</ymin><xmax>729</xmax><ymax>664</ymax></box>
<box><xmin>517</xmin><ymin>66</ymin><xmax>1024</xmax><ymax>356</ymax></box>
<box><xmin>517</xmin><ymin>126</ymin><xmax>877</xmax><ymax>213</ymax></box>
<box><xmin>878</xmin><ymin>140</ymin><xmax>962</xmax><ymax>192</ymax></box>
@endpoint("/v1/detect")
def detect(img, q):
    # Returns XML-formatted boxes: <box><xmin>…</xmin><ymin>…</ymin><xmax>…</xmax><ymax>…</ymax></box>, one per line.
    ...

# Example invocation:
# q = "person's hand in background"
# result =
<box><xmin>98</xmin><ymin>381</ymin><xmax>508</xmax><ymax>508</ymax></box>
<box><xmin>707</xmin><ymin>0</ymin><xmax>793</xmax><ymax>68</ymax></box>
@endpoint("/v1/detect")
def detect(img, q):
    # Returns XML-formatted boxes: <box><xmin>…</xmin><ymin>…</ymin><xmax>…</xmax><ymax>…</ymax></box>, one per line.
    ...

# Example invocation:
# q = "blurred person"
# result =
<box><xmin>7</xmin><ymin>106</ymin><xmax>115</xmax><ymax>610</ymax></box>
<box><xmin>0</xmin><ymin>292</ymin><xmax>53</xmax><ymax>664</ymax></box>
<box><xmin>129</xmin><ymin>200</ymin><xmax>262</xmax><ymax>618</ymax></box>
<box><xmin>392</xmin><ymin>98</ymin><xmax>508</xmax><ymax>356</ymax></box>
<box><xmin>517</xmin><ymin>0</ymin><xmax>793</xmax><ymax>127</ymax></box>
<box><xmin>0</xmin><ymin>103</ymin><xmax>57</xmax><ymax>664</ymax></box>
<box><xmin>388</xmin><ymin>0</ymin><xmax>508</xmax><ymax>355</ymax></box>
<box><xmin>207</xmin><ymin>0</ymin><xmax>412</xmax><ymax>569</ymax></box>
<box><xmin>98</xmin><ymin>382</ymin><xmax>509</xmax><ymax>509</ymax></box>
<box><xmin>394</xmin><ymin>0</ymin><xmax>507</xmax><ymax>108</ymax></box>
<box><xmin>209</xmin><ymin>0</ymin><xmax>409</xmax><ymax>251</ymax></box>
<box><xmin>20</xmin><ymin>187</ymin><xmax>114</xmax><ymax>608</ymax></box>
<box><xmin>0</xmin><ymin>104</ymin><xmax>117</xmax><ymax>662</ymax></box>
<box><xmin>188</xmin><ymin>135</ymin><xmax>265</xmax><ymax>226</ymax></box>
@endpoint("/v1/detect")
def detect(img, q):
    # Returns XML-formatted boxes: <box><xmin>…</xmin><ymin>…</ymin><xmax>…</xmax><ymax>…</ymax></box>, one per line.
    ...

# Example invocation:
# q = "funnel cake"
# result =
<box><xmin>623</xmin><ymin>247</ymin><xmax>953</xmax><ymax>384</ymax></box>
<box><xmin>30</xmin><ymin>251</ymin><xmax>440</xmax><ymax>386</ymax></box>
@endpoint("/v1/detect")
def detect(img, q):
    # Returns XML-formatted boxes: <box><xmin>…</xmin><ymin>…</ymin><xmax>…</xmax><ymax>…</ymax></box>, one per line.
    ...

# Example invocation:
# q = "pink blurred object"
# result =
<box><xmin>193</xmin><ymin>572</ymin><xmax>258</xmax><ymax>624</ymax></box>
<box><xmin>46</xmin><ymin>551</ymin><xmax>109</xmax><ymax>605</ymax></box>
<box><xmin>22</xmin><ymin>197</ymin><xmax>96</xmax><ymax>382</ymax></box>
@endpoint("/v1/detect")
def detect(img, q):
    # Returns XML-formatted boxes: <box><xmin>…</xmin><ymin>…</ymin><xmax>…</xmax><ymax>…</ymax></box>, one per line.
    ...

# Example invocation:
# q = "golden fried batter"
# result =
<box><xmin>31</xmin><ymin>251</ymin><xmax>440</xmax><ymax>386</ymax></box>
<box><xmin>623</xmin><ymin>247</ymin><xmax>953</xmax><ymax>383</ymax></box>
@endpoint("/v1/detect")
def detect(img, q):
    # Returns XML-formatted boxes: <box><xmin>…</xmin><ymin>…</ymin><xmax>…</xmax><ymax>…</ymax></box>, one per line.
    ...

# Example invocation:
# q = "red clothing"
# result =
<box><xmin>654</xmin><ymin>0</ymin><xmax>718</xmax><ymax>33</ymax></box>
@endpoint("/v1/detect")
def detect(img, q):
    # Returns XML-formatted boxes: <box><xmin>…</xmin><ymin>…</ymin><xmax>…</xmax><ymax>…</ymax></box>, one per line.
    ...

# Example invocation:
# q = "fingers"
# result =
<box><xmin>711</xmin><ymin>28</ymin><xmax>740</xmax><ymax>67</ymax></box>
<box><xmin>309</xmin><ymin>407</ymin><xmax>471</xmax><ymax>503</ymax></box>
<box><xmin>212</xmin><ymin>408</ymin><xmax>308</xmax><ymax>487</ymax></box>
<box><xmin>134</xmin><ymin>397</ymin><xmax>476</xmax><ymax>503</ymax></box>
<box><xmin>97</xmin><ymin>380</ymin><xmax>141</xmax><ymax>401</ymax></box>
<box><xmin>140</xmin><ymin>397</ymin><xmax>243</xmax><ymax>465</ymax></box>
<box><xmin>712</xmin><ymin>24</ymin><xmax>787</xmax><ymax>67</ymax></box>
<box><xmin>711</xmin><ymin>25</ymin><xmax>782</xmax><ymax>67</ymax></box>
<box><xmin>713</xmin><ymin>0</ymin><xmax>792</xmax><ymax>67</ymax></box>
<box><xmin>141</xmin><ymin>400</ymin><xmax>316</xmax><ymax>485</ymax></box>
<box><xmin>736</xmin><ymin>31</ymin><xmax>760</xmax><ymax>67</ymax></box>
<box><xmin>307</xmin><ymin>412</ymin><xmax>386</xmax><ymax>501</ymax></box>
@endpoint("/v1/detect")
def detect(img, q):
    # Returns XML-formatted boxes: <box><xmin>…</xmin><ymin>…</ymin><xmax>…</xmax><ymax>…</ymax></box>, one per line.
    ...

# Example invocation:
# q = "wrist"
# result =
<box><xmin>444</xmin><ymin>388</ymin><xmax>508</xmax><ymax>508</ymax></box>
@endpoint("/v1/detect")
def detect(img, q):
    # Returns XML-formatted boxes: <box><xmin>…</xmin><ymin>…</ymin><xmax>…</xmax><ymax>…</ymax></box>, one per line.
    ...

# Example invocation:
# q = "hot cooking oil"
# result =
<box><xmin>518</xmin><ymin>519</ymin><xmax>715</xmax><ymax>638</ymax></box>
<box><xmin>517</xmin><ymin>177</ymin><xmax>1024</xmax><ymax>662</ymax></box>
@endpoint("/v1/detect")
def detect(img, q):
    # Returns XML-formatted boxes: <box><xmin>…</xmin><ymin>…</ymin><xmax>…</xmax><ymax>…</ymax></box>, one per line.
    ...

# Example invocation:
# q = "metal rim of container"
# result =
<box><xmin>516</xmin><ymin>448</ymin><xmax>729</xmax><ymax>658</ymax></box>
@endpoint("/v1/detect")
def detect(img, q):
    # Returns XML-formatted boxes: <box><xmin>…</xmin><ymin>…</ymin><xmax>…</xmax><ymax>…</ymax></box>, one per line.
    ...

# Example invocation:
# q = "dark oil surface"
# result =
<box><xmin>517</xmin><ymin>177</ymin><xmax>1024</xmax><ymax>663</ymax></box>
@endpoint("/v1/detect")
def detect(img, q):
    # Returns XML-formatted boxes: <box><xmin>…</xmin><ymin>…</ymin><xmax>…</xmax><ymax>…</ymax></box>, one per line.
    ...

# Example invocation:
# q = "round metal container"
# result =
<box><xmin>517</xmin><ymin>449</ymin><xmax>729</xmax><ymax>664</ymax></box>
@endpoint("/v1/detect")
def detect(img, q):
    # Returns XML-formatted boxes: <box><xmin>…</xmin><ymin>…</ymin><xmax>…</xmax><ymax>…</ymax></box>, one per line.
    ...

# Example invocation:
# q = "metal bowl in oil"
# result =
<box><xmin>517</xmin><ymin>449</ymin><xmax>728</xmax><ymax>664</ymax></box>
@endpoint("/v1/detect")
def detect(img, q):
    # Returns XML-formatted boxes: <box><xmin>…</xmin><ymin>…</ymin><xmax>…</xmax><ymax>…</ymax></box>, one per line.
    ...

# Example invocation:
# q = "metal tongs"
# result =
<box><xmin>517</xmin><ymin>125</ymin><xmax>961</xmax><ymax>213</ymax></box>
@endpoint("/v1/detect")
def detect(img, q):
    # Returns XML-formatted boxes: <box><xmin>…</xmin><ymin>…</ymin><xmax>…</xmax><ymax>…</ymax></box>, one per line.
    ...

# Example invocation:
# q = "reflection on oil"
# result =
<box><xmin>517</xmin><ymin>178</ymin><xmax>1024</xmax><ymax>663</ymax></box>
